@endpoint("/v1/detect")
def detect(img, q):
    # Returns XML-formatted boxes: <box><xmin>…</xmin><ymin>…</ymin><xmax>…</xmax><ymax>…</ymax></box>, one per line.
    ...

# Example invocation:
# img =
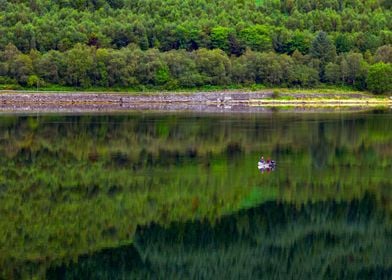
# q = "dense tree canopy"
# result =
<box><xmin>0</xmin><ymin>0</ymin><xmax>391</xmax><ymax>93</ymax></box>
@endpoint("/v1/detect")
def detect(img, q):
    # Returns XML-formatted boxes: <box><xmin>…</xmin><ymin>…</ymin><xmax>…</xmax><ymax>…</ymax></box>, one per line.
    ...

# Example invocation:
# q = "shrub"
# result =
<box><xmin>366</xmin><ymin>63</ymin><xmax>392</xmax><ymax>94</ymax></box>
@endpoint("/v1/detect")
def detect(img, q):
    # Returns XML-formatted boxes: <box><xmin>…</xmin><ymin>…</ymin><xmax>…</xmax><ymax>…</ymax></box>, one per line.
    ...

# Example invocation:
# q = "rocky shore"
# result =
<box><xmin>0</xmin><ymin>90</ymin><xmax>390</xmax><ymax>113</ymax></box>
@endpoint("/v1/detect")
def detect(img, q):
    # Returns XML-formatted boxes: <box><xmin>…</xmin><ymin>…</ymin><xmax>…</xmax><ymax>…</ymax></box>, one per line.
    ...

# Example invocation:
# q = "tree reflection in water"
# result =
<box><xmin>48</xmin><ymin>194</ymin><xmax>392</xmax><ymax>280</ymax></box>
<box><xmin>0</xmin><ymin>111</ymin><xmax>391</xmax><ymax>279</ymax></box>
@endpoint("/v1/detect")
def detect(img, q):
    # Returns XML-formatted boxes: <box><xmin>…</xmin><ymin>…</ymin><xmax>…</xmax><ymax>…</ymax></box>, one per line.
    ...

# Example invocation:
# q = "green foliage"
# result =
<box><xmin>239</xmin><ymin>25</ymin><xmax>273</xmax><ymax>52</ymax></box>
<box><xmin>366</xmin><ymin>62</ymin><xmax>392</xmax><ymax>94</ymax></box>
<box><xmin>155</xmin><ymin>65</ymin><xmax>170</xmax><ymax>85</ymax></box>
<box><xmin>310</xmin><ymin>31</ymin><xmax>336</xmax><ymax>65</ymax></box>
<box><xmin>335</xmin><ymin>33</ymin><xmax>353</xmax><ymax>54</ymax></box>
<box><xmin>9</xmin><ymin>54</ymin><xmax>33</xmax><ymax>85</ymax></box>
<box><xmin>63</xmin><ymin>44</ymin><xmax>94</xmax><ymax>87</ymax></box>
<box><xmin>325</xmin><ymin>62</ymin><xmax>340</xmax><ymax>84</ymax></box>
<box><xmin>0</xmin><ymin>41</ymin><xmax>390</xmax><ymax>92</ymax></box>
<box><xmin>0</xmin><ymin>0</ymin><xmax>391</xmax><ymax>92</ymax></box>
<box><xmin>310</xmin><ymin>31</ymin><xmax>337</xmax><ymax>81</ymax></box>
<box><xmin>374</xmin><ymin>45</ymin><xmax>392</xmax><ymax>63</ymax></box>
<box><xmin>344</xmin><ymin>52</ymin><xmax>369</xmax><ymax>90</ymax></box>
<box><xmin>0</xmin><ymin>0</ymin><xmax>389</xmax><ymax>54</ymax></box>
<box><xmin>195</xmin><ymin>48</ymin><xmax>231</xmax><ymax>85</ymax></box>
<box><xmin>211</xmin><ymin>26</ymin><xmax>234</xmax><ymax>53</ymax></box>
<box><xmin>27</xmin><ymin>74</ymin><xmax>44</xmax><ymax>87</ymax></box>
<box><xmin>289</xmin><ymin>64</ymin><xmax>319</xmax><ymax>87</ymax></box>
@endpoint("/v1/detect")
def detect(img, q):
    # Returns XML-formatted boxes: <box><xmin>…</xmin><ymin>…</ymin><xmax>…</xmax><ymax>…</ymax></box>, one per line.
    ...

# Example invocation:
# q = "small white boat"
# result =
<box><xmin>257</xmin><ymin>160</ymin><xmax>276</xmax><ymax>169</ymax></box>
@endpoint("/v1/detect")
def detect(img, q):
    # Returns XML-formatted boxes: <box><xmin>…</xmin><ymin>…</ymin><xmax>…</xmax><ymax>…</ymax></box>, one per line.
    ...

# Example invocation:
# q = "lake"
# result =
<box><xmin>0</xmin><ymin>110</ymin><xmax>391</xmax><ymax>279</ymax></box>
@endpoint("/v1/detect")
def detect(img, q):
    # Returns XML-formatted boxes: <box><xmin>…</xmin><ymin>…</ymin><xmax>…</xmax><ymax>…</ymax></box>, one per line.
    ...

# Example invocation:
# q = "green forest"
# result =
<box><xmin>0</xmin><ymin>0</ymin><xmax>391</xmax><ymax>93</ymax></box>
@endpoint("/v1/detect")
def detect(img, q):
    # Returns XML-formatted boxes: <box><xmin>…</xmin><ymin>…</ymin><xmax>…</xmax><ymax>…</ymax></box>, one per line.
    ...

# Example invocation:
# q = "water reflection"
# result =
<box><xmin>48</xmin><ymin>194</ymin><xmax>392</xmax><ymax>279</ymax></box>
<box><xmin>0</xmin><ymin>111</ymin><xmax>391</xmax><ymax>279</ymax></box>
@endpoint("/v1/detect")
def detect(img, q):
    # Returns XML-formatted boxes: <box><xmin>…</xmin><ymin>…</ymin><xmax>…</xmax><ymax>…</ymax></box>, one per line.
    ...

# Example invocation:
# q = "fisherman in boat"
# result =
<box><xmin>258</xmin><ymin>155</ymin><xmax>276</xmax><ymax>172</ymax></box>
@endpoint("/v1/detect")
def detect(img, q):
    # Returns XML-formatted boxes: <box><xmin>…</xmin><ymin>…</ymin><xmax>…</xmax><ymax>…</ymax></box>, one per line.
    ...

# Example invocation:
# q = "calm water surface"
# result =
<box><xmin>0</xmin><ymin>110</ymin><xmax>391</xmax><ymax>279</ymax></box>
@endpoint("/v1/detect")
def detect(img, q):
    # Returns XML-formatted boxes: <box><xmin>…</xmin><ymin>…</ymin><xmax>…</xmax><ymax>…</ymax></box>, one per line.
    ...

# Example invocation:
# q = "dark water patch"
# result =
<box><xmin>47</xmin><ymin>195</ymin><xmax>392</xmax><ymax>280</ymax></box>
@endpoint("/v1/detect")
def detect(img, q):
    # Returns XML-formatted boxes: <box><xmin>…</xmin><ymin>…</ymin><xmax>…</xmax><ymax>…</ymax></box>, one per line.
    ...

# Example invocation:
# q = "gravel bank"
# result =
<box><xmin>0</xmin><ymin>90</ymin><xmax>389</xmax><ymax>113</ymax></box>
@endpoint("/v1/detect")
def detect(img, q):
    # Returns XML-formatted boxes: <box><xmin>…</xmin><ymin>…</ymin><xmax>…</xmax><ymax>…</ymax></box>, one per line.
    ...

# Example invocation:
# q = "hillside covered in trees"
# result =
<box><xmin>0</xmin><ymin>0</ymin><xmax>391</xmax><ymax>93</ymax></box>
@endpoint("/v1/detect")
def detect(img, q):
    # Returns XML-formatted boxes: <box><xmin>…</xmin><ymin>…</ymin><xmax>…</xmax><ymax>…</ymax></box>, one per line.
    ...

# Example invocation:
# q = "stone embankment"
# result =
<box><xmin>0</xmin><ymin>90</ymin><xmax>390</xmax><ymax>113</ymax></box>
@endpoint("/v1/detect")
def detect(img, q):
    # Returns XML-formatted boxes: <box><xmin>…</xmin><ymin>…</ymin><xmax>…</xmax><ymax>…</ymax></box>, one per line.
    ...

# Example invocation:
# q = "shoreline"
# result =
<box><xmin>0</xmin><ymin>90</ymin><xmax>390</xmax><ymax>113</ymax></box>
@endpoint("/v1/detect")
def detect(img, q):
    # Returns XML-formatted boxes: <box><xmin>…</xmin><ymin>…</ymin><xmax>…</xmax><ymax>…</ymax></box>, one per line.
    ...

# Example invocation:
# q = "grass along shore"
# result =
<box><xmin>0</xmin><ymin>83</ymin><xmax>386</xmax><ymax>95</ymax></box>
